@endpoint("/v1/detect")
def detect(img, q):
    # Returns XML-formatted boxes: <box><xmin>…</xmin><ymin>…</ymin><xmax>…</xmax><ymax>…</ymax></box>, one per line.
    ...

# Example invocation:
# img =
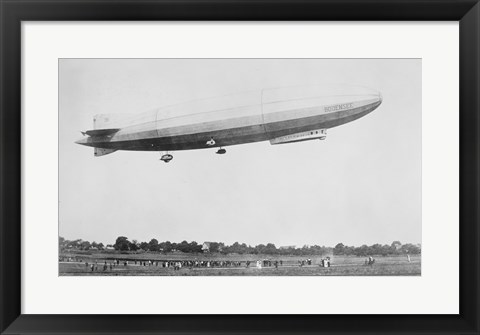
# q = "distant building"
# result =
<box><xmin>202</xmin><ymin>242</ymin><xmax>211</xmax><ymax>252</ymax></box>
<box><xmin>392</xmin><ymin>241</ymin><xmax>402</xmax><ymax>250</ymax></box>
<box><xmin>202</xmin><ymin>242</ymin><xmax>223</xmax><ymax>252</ymax></box>
<box><xmin>279</xmin><ymin>245</ymin><xmax>296</xmax><ymax>250</ymax></box>
<box><xmin>105</xmin><ymin>246</ymin><xmax>115</xmax><ymax>250</ymax></box>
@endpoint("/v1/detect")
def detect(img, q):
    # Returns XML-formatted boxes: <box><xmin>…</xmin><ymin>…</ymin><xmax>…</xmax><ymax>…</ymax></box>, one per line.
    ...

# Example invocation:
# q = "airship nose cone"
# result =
<box><xmin>263</xmin><ymin>84</ymin><xmax>381</xmax><ymax>104</ymax></box>
<box><xmin>347</xmin><ymin>85</ymin><xmax>382</xmax><ymax>105</ymax></box>
<box><xmin>343</xmin><ymin>85</ymin><xmax>381</xmax><ymax>100</ymax></box>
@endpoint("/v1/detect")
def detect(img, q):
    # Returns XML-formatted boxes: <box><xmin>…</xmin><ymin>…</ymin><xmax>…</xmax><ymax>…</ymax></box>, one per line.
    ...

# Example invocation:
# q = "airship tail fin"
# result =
<box><xmin>94</xmin><ymin>147</ymin><xmax>117</xmax><ymax>157</ymax></box>
<box><xmin>83</xmin><ymin>128</ymin><xmax>120</xmax><ymax>137</ymax></box>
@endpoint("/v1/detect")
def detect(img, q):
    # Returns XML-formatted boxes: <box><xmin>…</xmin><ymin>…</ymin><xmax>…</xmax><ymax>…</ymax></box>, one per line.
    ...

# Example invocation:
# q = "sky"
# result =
<box><xmin>59</xmin><ymin>59</ymin><xmax>421</xmax><ymax>248</ymax></box>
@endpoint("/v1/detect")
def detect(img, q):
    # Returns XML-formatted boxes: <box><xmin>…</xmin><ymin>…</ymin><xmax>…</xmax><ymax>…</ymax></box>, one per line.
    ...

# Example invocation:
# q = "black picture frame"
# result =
<box><xmin>1</xmin><ymin>1</ymin><xmax>479</xmax><ymax>334</ymax></box>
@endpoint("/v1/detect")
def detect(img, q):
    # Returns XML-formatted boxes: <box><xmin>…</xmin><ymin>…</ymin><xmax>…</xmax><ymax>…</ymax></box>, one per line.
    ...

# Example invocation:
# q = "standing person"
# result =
<box><xmin>407</xmin><ymin>254</ymin><xmax>411</xmax><ymax>262</ymax></box>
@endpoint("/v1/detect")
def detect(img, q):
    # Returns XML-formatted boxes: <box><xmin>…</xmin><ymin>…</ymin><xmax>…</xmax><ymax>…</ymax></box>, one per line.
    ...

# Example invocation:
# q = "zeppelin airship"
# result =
<box><xmin>76</xmin><ymin>84</ymin><xmax>382</xmax><ymax>162</ymax></box>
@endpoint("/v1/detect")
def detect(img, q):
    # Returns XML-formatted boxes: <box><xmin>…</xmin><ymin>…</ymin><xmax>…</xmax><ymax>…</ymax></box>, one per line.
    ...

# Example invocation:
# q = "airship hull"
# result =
<box><xmin>76</xmin><ymin>85</ymin><xmax>382</xmax><ymax>153</ymax></box>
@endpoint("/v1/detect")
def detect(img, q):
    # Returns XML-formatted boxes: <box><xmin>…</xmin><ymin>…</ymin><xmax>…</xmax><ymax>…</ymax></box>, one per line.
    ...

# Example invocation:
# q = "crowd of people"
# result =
<box><xmin>81</xmin><ymin>259</ymin><xmax>284</xmax><ymax>271</ymax></box>
<box><xmin>365</xmin><ymin>256</ymin><xmax>376</xmax><ymax>265</ymax></box>
<box><xmin>59</xmin><ymin>256</ymin><xmax>333</xmax><ymax>272</ymax></box>
<box><xmin>298</xmin><ymin>258</ymin><xmax>314</xmax><ymax>266</ymax></box>
<box><xmin>320</xmin><ymin>257</ymin><xmax>331</xmax><ymax>267</ymax></box>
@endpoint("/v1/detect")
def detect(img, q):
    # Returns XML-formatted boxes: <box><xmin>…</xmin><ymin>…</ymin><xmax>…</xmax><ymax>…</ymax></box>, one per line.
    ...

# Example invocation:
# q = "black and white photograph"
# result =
<box><xmin>59</xmin><ymin>58</ymin><xmax>421</xmax><ymax>276</ymax></box>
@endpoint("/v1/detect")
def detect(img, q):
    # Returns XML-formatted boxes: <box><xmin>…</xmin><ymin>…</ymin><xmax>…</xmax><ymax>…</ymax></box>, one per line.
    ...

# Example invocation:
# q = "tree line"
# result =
<box><xmin>60</xmin><ymin>236</ymin><xmax>421</xmax><ymax>256</ymax></box>
<box><xmin>59</xmin><ymin>236</ymin><xmax>104</xmax><ymax>251</ymax></box>
<box><xmin>112</xmin><ymin>237</ymin><xmax>204</xmax><ymax>253</ymax></box>
<box><xmin>333</xmin><ymin>241</ymin><xmax>421</xmax><ymax>256</ymax></box>
<box><xmin>110</xmin><ymin>237</ymin><xmax>333</xmax><ymax>255</ymax></box>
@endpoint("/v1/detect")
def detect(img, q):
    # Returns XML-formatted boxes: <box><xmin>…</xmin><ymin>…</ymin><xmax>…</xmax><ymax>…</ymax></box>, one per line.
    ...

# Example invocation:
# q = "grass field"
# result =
<box><xmin>59</xmin><ymin>252</ymin><xmax>421</xmax><ymax>276</ymax></box>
